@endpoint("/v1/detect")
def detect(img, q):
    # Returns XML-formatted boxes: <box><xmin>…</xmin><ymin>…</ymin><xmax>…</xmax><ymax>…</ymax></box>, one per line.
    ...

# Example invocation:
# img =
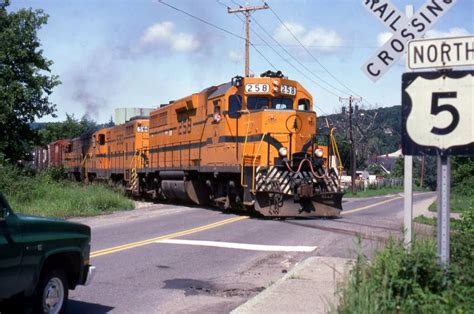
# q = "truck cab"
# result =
<box><xmin>0</xmin><ymin>193</ymin><xmax>94</xmax><ymax>313</ymax></box>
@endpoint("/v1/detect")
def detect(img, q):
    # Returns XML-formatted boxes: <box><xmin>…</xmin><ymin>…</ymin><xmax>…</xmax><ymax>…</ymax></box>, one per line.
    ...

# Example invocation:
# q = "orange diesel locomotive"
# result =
<box><xmin>141</xmin><ymin>71</ymin><xmax>343</xmax><ymax>217</ymax></box>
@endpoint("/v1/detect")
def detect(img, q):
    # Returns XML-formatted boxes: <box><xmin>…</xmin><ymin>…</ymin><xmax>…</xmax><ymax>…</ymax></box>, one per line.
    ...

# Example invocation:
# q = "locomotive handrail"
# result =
<box><xmin>251</xmin><ymin>133</ymin><xmax>266</xmax><ymax>193</ymax></box>
<box><xmin>240</xmin><ymin>109</ymin><xmax>252</xmax><ymax>188</ymax></box>
<box><xmin>330</xmin><ymin>128</ymin><xmax>343</xmax><ymax>182</ymax></box>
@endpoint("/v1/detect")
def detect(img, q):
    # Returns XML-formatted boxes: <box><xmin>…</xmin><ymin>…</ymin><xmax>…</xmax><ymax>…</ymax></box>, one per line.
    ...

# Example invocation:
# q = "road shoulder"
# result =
<box><xmin>231</xmin><ymin>256</ymin><xmax>353</xmax><ymax>314</ymax></box>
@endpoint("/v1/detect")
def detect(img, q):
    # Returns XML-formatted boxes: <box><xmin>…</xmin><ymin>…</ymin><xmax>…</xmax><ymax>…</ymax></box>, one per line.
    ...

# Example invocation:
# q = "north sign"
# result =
<box><xmin>401</xmin><ymin>70</ymin><xmax>474</xmax><ymax>156</ymax></box>
<box><xmin>408</xmin><ymin>36</ymin><xmax>474</xmax><ymax>70</ymax></box>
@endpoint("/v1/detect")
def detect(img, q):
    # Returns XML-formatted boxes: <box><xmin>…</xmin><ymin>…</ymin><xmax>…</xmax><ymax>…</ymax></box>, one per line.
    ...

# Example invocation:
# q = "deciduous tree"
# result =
<box><xmin>0</xmin><ymin>0</ymin><xmax>60</xmax><ymax>162</ymax></box>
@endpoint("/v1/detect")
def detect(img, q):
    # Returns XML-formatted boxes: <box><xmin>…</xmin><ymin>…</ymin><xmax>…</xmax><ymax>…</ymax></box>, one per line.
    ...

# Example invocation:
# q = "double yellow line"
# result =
<box><xmin>341</xmin><ymin>195</ymin><xmax>402</xmax><ymax>215</ymax></box>
<box><xmin>90</xmin><ymin>216</ymin><xmax>248</xmax><ymax>258</ymax></box>
<box><xmin>90</xmin><ymin>195</ymin><xmax>403</xmax><ymax>259</ymax></box>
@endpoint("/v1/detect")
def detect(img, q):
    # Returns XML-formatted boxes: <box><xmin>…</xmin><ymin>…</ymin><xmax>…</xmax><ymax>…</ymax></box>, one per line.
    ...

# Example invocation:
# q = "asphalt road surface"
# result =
<box><xmin>68</xmin><ymin>192</ymin><xmax>435</xmax><ymax>313</ymax></box>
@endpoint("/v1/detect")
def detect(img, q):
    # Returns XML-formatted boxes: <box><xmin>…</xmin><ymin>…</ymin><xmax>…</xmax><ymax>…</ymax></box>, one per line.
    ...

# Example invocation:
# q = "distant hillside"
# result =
<box><xmin>317</xmin><ymin>105</ymin><xmax>401</xmax><ymax>168</ymax></box>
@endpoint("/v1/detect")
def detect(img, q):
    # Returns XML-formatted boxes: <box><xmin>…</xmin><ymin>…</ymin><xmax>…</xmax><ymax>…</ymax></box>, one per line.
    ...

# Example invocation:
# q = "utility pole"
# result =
<box><xmin>340</xmin><ymin>96</ymin><xmax>362</xmax><ymax>194</ymax></box>
<box><xmin>227</xmin><ymin>3</ymin><xmax>269</xmax><ymax>77</ymax></box>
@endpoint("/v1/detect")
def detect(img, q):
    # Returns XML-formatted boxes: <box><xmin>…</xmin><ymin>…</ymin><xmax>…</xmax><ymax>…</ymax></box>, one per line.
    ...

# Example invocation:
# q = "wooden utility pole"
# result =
<box><xmin>227</xmin><ymin>3</ymin><xmax>269</xmax><ymax>77</ymax></box>
<box><xmin>339</xmin><ymin>96</ymin><xmax>362</xmax><ymax>194</ymax></box>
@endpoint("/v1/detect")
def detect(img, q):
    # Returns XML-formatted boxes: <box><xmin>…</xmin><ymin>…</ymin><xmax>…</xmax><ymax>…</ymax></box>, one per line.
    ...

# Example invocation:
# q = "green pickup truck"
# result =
<box><xmin>0</xmin><ymin>193</ymin><xmax>94</xmax><ymax>313</ymax></box>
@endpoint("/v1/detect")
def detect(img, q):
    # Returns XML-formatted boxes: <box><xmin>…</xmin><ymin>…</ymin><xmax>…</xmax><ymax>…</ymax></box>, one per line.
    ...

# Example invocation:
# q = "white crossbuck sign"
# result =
<box><xmin>361</xmin><ymin>0</ymin><xmax>458</xmax><ymax>82</ymax></box>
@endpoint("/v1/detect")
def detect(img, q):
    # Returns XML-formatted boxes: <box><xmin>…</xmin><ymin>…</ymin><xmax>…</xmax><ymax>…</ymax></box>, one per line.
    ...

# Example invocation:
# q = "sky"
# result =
<box><xmin>8</xmin><ymin>0</ymin><xmax>474</xmax><ymax>123</ymax></box>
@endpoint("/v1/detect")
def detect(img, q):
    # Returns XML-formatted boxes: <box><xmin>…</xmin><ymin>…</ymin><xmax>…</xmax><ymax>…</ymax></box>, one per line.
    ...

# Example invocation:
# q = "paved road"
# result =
<box><xmin>68</xmin><ymin>192</ymin><xmax>435</xmax><ymax>313</ymax></box>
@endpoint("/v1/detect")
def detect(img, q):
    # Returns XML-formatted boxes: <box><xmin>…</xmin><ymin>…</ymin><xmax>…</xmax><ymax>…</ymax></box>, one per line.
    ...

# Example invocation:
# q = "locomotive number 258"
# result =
<box><xmin>245</xmin><ymin>83</ymin><xmax>269</xmax><ymax>93</ymax></box>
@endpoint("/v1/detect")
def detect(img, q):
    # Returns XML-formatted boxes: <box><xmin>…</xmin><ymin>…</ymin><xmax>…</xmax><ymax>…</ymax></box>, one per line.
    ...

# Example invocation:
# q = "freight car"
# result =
<box><xmin>140</xmin><ymin>71</ymin><xmax>343</xmax><ymax>217</ymax></box>
<box><xmin>48</xmin><ymin>139</ymin><xmax>69</xmax><ymax>167</ymax></box>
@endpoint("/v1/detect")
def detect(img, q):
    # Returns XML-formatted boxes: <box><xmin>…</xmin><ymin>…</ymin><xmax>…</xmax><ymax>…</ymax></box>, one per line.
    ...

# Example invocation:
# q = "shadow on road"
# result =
<box><xmin>67</xmin><ymin>300</ymin><xmax>114</xmax><ymax>313</ymax></box>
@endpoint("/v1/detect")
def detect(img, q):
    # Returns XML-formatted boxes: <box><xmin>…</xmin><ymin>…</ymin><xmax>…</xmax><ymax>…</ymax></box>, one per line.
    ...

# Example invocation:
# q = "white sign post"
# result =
<box><xmin>361</xmin><ymin>0</ymin><xmax>458</xmax><ymax>82</ymax></box>
<box><xmin>402</xmin><ymin>70</ymin><xmax>474</xmax><ymax>266</ymax></box>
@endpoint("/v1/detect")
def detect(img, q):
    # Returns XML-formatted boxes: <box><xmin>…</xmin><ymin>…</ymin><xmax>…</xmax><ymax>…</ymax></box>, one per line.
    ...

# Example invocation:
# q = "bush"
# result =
<box><xmin>338</xmin><ymin>219</ymin><xmax>474</xmax><ymax>314</ymax></box>
<box><xmin>43</xmin><ymin>165</ymin><xmax>68</xmax><ymax>182</ymax></box>
<box><xmin>0</xmin><ymin>164</ymin><xmax>134</xmax><ymax>218</ymax></box>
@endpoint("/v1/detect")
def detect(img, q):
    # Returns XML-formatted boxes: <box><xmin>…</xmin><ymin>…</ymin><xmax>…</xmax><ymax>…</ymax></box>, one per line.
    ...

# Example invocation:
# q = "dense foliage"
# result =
<box><xmin>0</xmin><ymin>163</ymin><xmax>133</xmax><ymax>218</ymax></box>
<box><xmin>318</xmin><ymin>105</ymin><xmax>402</xmax><ymax>170</ymax></box>
<box><xmin>337</xmin><ymin>218</ymin><xmax>474</xmax><ymax>313</ymax></box>
<box><xmin>36</xmin><ymin>114</ymin><xmax>99</xmax><ymax>145</ymax></box>
<box><xmin>0</xmin><ymin>1</ymin><xmax>60</xmax><ymax>162</ymax></box>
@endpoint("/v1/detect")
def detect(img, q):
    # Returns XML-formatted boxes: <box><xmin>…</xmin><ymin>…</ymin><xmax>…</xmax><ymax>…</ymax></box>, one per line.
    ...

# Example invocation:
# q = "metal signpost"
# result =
<box><xmin>402</xmin><ymin>69</ymin><xmax>474</xmax><ymax>266</ymax></box>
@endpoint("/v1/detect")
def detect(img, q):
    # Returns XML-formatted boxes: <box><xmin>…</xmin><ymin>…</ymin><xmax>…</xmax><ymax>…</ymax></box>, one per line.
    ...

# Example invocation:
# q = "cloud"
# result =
<box><xmin>140</xmin><ymin>21</ymin><xmax>200</xmax><ymax>52</ymax></box>
<box><xmin>273</xmin><ymin>22</ymin><xmax>343</xmax><ymax>52</ymax></box>
<box><xmin>376</xmin><ymin>27</ymin><xmax>471</xmax><ymax>47</ymax></box>
<box><xmin>425</xmin><ymin>27</ymin><xmax>470</xmax><ymax>39</ymax></box>
<box><xmin>228</xmin><ymin>50</ymin><xmax>243</xmax><ymax>63</ymax></box>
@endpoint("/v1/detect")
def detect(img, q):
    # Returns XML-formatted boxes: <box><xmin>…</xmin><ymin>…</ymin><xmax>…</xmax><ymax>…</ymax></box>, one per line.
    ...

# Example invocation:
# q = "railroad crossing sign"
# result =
<box><xmin>401</xmin><ymin>70</ymin><xmax>474</xmax><ymax>156</ymax></box>
<box><xmin>361</xmin><ymin>0</ymin><xmax>458</xmax><ymax>81</ymax></box>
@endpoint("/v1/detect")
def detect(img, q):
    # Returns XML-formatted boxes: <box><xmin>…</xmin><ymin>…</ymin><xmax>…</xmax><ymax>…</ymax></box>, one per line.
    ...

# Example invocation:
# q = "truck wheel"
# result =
<box><xmin>35</xmin><ymin>268</ymin><xmax>68</xmax><ymax>314</ymax></box>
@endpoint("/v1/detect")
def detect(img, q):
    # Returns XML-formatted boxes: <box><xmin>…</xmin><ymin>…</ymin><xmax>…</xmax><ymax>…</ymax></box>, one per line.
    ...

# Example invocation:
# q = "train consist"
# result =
<box><xmin>35</xmin><ymin>71</ymin><xmax>344</xmax><ymax>217</ymax></box>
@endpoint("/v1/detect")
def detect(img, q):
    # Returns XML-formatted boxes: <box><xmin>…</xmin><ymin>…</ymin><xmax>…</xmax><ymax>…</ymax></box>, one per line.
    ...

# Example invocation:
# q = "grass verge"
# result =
<box><xmin>346</xmin><ymin>186</ymin><xmax>427</xmax><ymax>198</ymax></box>
<box><xmin>428</xmin><ymin>189</ymin><xmax>474</xmax><ymax>213</ymax></box>
<box><xmin>337</xmin><ymin>188</ymin><xmax>474</xmax><ymax>313</ymax></box>
<box><xmin>337</xmin><ymin>234</ymin><xmax>474</xmax><ymax>313</ymax></box>
<box><xmin>0</xmin><ymin>164</ymin><xmax>134</xmax><ymax>218</ymax></box>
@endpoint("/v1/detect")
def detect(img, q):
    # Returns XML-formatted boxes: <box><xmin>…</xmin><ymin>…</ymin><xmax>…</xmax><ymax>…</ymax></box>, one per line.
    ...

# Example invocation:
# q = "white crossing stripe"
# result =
<box><xmin>155</xmin><ymin>239</ymin><xmax>317</xmax><ymax>252</ymax></box>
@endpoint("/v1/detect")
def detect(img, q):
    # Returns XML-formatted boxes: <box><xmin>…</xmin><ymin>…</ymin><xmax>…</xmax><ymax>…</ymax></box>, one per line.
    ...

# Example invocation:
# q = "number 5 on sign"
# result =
<box><xmin>402</xmin><ymin>71</ymin><xmax>474</xmax><ymax>156</ymax></box>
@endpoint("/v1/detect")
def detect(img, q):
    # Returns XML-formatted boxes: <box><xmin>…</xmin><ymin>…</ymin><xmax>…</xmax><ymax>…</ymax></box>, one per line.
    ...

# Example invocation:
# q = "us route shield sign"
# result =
<box><xmin>402</xmin><ymin>70</ymin><xmax>474</xmax><ymax>156</ymax></box>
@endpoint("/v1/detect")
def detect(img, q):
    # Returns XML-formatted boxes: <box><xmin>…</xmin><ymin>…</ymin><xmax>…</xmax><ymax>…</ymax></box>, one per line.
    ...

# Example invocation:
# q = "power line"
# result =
<box><xmin>227</xmin><ymin>2</ymin><xmax>270</xmax><ymax>77</ymax></box>
<box><xmin>251</xmin><ymin>17</ymin><xmax>350</xmax><ymax>97</ymax></box>
<box><xmin>265</xmin><ymin>1</ymin><xmax>363</xmax><ymax>98</ymax></box>
<box><xmin>158</xmin><ymin>0</ymin><xmax>276</xmax><ymax>71</ymax></box>
<box><xmin>218</xmin><ymin>1</ymin><xmax>334</xmax><ymax>114</ymax></box>
<box><xmin>224</xmin><ymin>1</ymin><xmax>350</xmax><ymax>99</ymax></box>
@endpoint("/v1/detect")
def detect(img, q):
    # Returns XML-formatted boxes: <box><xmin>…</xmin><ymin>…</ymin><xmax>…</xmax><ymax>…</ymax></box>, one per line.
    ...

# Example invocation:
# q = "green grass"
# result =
<box><xmin>428</xmin><ymin>189</ymin><xmax>474</xmax><ymax>214</ymax></box>
<box><xmin>1</xmin><ymin>165</ymin><xmax>134</xmax><ymax>218</ymax></box>
<box><xmin>414</xmin><ymin>215</ymin><xmax>465</xmax><ymax>230</ymax></box>
<box><xmin>337</xmin><ymin>195</ymin><xmax>474</xmax><ymax>313</ymax></box>
<box><xmin>346</xmin><ymin>186</ymin><xmax>427</xmax><ymax>198</ymax></box>
<box><xmin>414</xmin><ymin>214</ymin><xmax>436</xmax><ymax>226</ymax></box>
<box><xmin>337</xmin><ymin>229</ymin><xmax>474</xmax><ymax>313</ymax></box>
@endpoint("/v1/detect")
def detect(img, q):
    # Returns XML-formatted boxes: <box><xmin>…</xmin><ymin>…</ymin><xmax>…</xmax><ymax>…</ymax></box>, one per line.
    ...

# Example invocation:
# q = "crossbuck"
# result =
<box><xmin>361</xmin><ymin>0</ymin><xmax>458</xmax><ymax>82</ymax></box>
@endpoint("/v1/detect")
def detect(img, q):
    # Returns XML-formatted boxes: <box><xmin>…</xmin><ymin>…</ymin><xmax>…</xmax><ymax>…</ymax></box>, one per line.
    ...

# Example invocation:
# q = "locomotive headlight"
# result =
<box><xmin>314</xmin><ymin>148</ymin><xmax>324</xmax><ymax>158</ymax></box>
<box><xmin>278</xmin><ymin>147</ymin><xmax>288</xmax><ymax>157</ymax></box>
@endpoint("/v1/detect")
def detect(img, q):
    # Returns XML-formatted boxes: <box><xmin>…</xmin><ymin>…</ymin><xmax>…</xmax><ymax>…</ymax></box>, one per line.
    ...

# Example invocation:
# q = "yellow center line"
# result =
<box><xmin>341</xmin><ymin>195</ymin><xmax>403</xmax><ymax>215</ymax></box>
<box><xmin>90</xmin><ymin>196</ymin><xmax>403</xmax><ymax>258</ymax></box>
<box><xmin>90</xmin><ymin>216</ymin><xmax>249</xmax><ymax>258</ymax></box>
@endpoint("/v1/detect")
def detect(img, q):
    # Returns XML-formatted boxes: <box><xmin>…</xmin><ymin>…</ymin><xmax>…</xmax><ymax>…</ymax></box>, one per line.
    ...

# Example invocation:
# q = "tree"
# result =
<box><xmin>37</xmin><ymin>114</ymin><xmax>97</xmax><ymax>145</ymax></box>
<box><xmin>0</xmin><ymin>1</ymin><xmax>60</xmax><ymax>162</ymax></box>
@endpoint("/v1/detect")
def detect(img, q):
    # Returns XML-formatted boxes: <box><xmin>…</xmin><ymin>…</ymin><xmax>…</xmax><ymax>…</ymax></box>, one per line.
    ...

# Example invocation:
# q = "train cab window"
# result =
<box><xmin>66</xmin><ymin>144</ymin><xmax>72</xmax><ymax>153</ymax></box>
<box><xmin>98</xmin><ymin>134</ymin><xmax>105</xmax><ymax>145</ymax></box>
<box><xmin>247</xmin><ymin>97</ymin><xmax>269</xmax><ymax>110</ymax></box>
<box><xmin>228</xmin><ymin>95</ymin><xmax>242</xmax><ymax>118</ymax></box>
<box><xmin>298</xmin><ymin>98</ymin><xmax>310</xmax><ymax>111</ymax></box>
<box><xmin>271</xmin><ymin>98</ymin><xmax>293</xmax><ymax>110</ymax></box>
<box><xmin>213</xmin><ymin>100</ymin><xmax>222</xmax><ymax>123</ymax></box>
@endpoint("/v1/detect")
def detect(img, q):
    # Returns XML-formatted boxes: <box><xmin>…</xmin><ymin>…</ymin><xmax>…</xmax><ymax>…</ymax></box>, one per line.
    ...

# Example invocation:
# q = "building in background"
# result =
<box><xmin>114</xmin><ymin>108</ymin><xmax>154</xmax><ymax>124</ymax></box>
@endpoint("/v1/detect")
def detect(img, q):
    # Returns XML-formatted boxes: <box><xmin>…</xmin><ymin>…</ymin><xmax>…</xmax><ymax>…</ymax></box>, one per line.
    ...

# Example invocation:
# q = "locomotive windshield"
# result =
<box><xmin>247</xmin><ymin>96</ymin><xmax>294</xmax><ymax>110</ymax></box>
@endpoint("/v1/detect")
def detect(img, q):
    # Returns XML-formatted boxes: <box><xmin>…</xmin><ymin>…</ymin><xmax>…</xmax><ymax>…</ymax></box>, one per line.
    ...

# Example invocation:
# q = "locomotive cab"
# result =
<box><xmin>228</xmin><ymin>71</ymin><xmax>343</xmax><ymax>217</ymax></box>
